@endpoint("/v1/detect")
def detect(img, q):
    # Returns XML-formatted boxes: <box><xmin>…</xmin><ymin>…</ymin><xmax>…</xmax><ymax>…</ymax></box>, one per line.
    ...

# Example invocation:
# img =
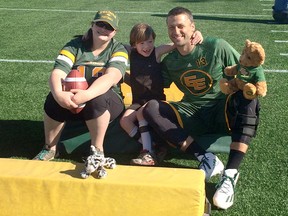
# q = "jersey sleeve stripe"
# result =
<box><xmin>109</xmin><ymin>56</ymin><xmax>128</xmax><ymax>65</ymax></box>
<box><xmin>60</xmin><ymin>50</ymin><xmax>76</xmax><ymax>63</ymax></box>
<box><xmin>56</xmin><ymin>55</ymin><xmax>74</xmax><ymax>68</ymax></box>
<box><xmin>110</xmin><ymin>51</ymin><xmax>128</xmax><ymax>65</ymax></box>
<box><xmin>111</xmin><ymin>51</ymin><xmax>128</xmax><ymax>59</ymax></box>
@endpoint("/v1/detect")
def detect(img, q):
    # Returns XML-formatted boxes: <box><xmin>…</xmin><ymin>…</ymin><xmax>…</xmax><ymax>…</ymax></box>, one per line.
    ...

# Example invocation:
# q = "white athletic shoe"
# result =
<box><xmin>213</xmin><ymin>169</ymin><xmax>240</xmax><ymax>210</ymax></box>
<box><xmin>198</xmin><ymin>152</ymin><xmax>224</xmax><ymax>182</ymax></box>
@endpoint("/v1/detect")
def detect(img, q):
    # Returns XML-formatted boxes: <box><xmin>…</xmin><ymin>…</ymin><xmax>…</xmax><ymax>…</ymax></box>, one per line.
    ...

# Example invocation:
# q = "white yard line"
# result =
<box><xmin>271</xmin><ymin>30</ymin><xmax>288</xmax><ymax>33</ymax></box>
<box><xmin>280</xmin><ymin>53</ymin><xmax>288</xmax><ymax>56</ymax></box>
<box><xmin>275</xmin><ymin>40</ymin><xmax>288</xmax><ymax>43</ymax></box>
<box><xmin>265</xmin><ymin>69</ymin><xmax>288</xmax><ymax>73</ymax></box>
<box><xmin>0</xmin><ymin>59</ymin><xmax>54</xmax><ymax>63</ymax></box>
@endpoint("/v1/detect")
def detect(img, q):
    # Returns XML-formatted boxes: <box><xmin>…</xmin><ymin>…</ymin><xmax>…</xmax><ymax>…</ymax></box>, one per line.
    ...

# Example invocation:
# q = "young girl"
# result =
<box><xmin>120</xmin><ymin>23</ymin><xmax>203</xmax><ymax>166</ymax></box>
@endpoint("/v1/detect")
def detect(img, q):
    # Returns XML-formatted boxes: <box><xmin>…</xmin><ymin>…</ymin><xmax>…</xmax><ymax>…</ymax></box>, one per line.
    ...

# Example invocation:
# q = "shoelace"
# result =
<box><xmin>144</xmin><ymin>154</ymin><xmax>154</xmax><ymax>162</ymax></box>
<box><xmin>199</xmin><ymin>155</ymin><xmax>215</xmax><ymax>170</ymax></box>
<box><xmin>216</xmin><ymin>175</ymin><xmax>235</xmax><ymax>194</ymax></box>
<box><xmin>138</xmin><ymin>150</ymin><xmax>152</xmax><ymax>158</ymax></box>
<box><xmin>136</xmin><ymin>152</ymin><xmax>156</xmax><ymax>164</ymax></box>
<box><xmin>38</xmin><ymin>149</ymin><xmax>48</xmax><ymax>159</ymax></box>
<box><xmin>38</xmin><ymin>149</ymin><xmax>52</xmax><ymax>159</ymax></box>
<box><xmin>141</xmin><ymin>153</ymin><xmax>153</xmax><ymax>161</ymax></box>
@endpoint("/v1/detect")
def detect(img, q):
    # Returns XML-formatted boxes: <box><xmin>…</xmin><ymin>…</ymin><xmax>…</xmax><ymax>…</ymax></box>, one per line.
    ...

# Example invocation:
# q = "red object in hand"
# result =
<box><xmin>63</xmin><ymin>69</ymin><xmax>88</xmax><ymax>114</ymax></box>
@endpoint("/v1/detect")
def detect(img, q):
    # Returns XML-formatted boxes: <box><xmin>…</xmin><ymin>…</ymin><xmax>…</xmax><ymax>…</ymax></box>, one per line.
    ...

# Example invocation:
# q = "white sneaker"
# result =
<box><xmin>198</xmin><ymin>152</ymin><xmax>224</xmax><ymax>182</ymax></box>
<box><xmin>213</xmin><ymin>169</ymin><xmax>240</xmax><ymax>210</ymax></box>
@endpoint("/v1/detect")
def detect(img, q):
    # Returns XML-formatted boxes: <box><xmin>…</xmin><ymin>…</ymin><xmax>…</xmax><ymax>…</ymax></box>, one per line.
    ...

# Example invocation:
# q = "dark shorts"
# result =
<box><xmin>169</xmin><ymin>98</ymin><xmax>229</xmax><ymax>136</ymax></box>
<box><xmin>44</xmin><ymin>89</ymin><xmax>124</xmax><ymax>122</ymax></box>
<box><xmin>169</xmin><ymin>91</ymin><xmax>260</xmax><ymax>143</ymax></box>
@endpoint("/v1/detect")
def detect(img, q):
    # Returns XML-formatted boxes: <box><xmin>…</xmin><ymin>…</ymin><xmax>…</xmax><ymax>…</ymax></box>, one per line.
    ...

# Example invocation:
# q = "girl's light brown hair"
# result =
<box><xmin>129</xmin><ymin>23</ymin><xmax>156</xmax><ymax>46</ymax></box>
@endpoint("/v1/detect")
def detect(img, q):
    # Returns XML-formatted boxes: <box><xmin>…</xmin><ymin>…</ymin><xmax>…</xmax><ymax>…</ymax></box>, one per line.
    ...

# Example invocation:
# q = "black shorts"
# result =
<box><xmin>44</xmin><ymin>90</ymin><xmax>124</xmax><ymax>122</ymax></box>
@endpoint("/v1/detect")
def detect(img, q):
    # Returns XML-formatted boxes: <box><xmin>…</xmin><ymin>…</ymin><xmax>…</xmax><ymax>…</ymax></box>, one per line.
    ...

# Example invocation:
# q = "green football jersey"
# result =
<box><xmin>162</xmin><ymin>37</ymin><xmax>240</xmax><ymax>107</ymax></box>
<box><xmin>54</xmin><ymin>37</ymin><xmax>128</xmax><ymax>95</ymax></box>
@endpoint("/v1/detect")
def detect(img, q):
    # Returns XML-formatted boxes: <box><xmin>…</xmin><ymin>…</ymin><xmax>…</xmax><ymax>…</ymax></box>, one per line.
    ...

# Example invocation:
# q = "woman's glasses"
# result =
<box><xmin>95</xmin><ymin>22</ymin><xmax>115</xmax><ymax>31</ymax></box>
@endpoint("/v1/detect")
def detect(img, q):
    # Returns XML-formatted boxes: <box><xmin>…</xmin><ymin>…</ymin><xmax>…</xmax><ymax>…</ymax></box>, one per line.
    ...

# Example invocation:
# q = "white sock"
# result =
<box><xmin>138</xmin><ymin>120</ymin><xmax>152</xmax><ymax>152</ymax></box>
<box><xmin>128</xmin><ymin>126</ymin><xmax>138</xmax><ymax>137</ymax></box>
<box><xmin>128</xmin><ymin>126</ymin><xmax>143</xmax><ymax>144</ymax></box>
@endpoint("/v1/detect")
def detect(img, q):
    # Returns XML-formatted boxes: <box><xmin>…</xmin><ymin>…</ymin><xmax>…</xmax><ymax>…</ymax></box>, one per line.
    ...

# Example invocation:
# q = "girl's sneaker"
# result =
<box><xmin>130</xmin><ymin>149</ymin><xmax>157</xmax><ymax>166</ymax></box>
<box><xmin>33</xmin><ymin>144</ymin><xmax>56</xmax><ymax>161</ymax></box>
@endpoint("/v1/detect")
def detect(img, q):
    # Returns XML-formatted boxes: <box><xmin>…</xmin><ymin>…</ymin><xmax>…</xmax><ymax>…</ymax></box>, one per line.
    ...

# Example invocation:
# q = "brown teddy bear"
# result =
<box><xmin>219</xmin><ymin>39</ymin><xmax>267</xmax><ymax>100</ymax></box>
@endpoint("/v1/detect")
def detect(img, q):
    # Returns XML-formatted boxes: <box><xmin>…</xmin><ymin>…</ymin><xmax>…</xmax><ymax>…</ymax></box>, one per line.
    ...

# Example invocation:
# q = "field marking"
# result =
<box><xmin>271</xmin><ymin>30</ymin><xmax>288</xmax><ymax>33</ymax></box>
<box><xmin>265</xmin><ymin>69</ymin><xmax>288</xmax><ymax>73</ymax></box>
<box><xmin>0</xmin><ymin>7</ymin><xmax>273</xmax><ymax>17</ymax></box>
<box><xmin>280</xmin><ymin>53</ymin><xmax>288</xmax><ymax>56</ymax></box>
<box><xmin>0</xmin><ymin>59</ymin><xmax>54</xmax><ymax>63</ymax></box>
<box><xmin>0</xmin><ymin>59</ymin><xmax>287</xmax><ymax>73</ymax></box>
<box><xmin>275</xmin><ymin>40</ymin><xmax>288</xmax><ymax>43</ymax></box>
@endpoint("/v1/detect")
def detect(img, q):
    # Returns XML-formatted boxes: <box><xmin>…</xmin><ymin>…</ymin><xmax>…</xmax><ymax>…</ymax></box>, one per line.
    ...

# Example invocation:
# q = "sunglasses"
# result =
<box><xmin>95</xmin><ymin>22</ymin><xmax>115</xmax><ymax>31</ymax></box>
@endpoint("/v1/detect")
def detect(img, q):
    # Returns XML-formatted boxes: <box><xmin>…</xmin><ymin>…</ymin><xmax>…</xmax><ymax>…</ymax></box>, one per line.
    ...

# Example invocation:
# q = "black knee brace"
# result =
<box><xmin>231</xmin><ymin>113</ymin><xmax>259</xmax><ymax>144</ymax></box>
<box><xmin>229</xmin><ymin>91</ymin><xmax>260</xmax><ymax>144</ymax></box>
<box><xmin>232</xmin><ymin>113</ymin><xmax>259</xmax><ymax>137</ymax></box>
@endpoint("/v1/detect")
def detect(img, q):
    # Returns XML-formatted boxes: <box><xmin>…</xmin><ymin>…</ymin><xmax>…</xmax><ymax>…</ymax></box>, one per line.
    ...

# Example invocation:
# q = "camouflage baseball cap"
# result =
<box><xmin>93</xmin><ymin>10</ymin><xmax>119</xmax><ymax>30</ymax></box>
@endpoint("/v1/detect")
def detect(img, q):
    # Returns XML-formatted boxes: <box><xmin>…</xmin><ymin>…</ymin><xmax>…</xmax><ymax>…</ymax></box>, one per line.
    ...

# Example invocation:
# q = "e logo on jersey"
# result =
<box><xmin>180</xmin><ymin>70</ymin><xmax>213</xmax><ymax>95</ymax></box>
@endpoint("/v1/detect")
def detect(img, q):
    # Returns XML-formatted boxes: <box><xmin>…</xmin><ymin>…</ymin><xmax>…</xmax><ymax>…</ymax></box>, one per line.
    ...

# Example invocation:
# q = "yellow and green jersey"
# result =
<box><xmin>54</xmin><ymin>37</ymin><xmax>128</xmax><ymax>95</ymax></box>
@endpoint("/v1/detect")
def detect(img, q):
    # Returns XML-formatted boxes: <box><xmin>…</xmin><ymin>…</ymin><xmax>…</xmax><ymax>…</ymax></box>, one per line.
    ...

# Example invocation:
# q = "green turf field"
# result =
<box><xmin>0</xmin><ymin>0</ymin><xmax>287</xmax><ymax>215</ymax></box>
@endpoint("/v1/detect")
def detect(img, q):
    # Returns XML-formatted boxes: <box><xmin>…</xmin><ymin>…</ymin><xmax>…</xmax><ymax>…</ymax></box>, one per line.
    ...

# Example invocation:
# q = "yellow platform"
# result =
<box><xmin>0</xmin><ymin>158</ymin><xmax>205</xmax><ymax>216</ymax></box>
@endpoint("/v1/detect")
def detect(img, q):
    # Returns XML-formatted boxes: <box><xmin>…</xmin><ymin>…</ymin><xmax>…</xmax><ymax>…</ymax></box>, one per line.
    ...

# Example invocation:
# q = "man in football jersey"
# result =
<box><xmin>33</xmin><ymin>11</ymin><xmax>128</xmax><ymax>163</ymax></box>
<box><xmin>143</xmin><ymin>7</ymin><xmax>261</xmax><ymax>209</ymax></box>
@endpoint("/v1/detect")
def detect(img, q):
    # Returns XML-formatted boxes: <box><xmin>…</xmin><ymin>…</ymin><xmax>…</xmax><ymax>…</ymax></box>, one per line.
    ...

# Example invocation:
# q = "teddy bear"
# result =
<box><xmin>80</xmin><ymin>146</ymin><xmax>116</xmax><ymax>179</ymax></box>
<box><xmin>219</xmin><ymin>39</ymin><xmax>267</xmax><ymax>100</ymax></box>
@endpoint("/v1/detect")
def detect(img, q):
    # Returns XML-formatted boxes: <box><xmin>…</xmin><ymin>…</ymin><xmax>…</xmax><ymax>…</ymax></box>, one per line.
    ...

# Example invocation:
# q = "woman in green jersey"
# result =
<box><xmin>33</xmin><ymin>11</ymin><xmax>128</xmax><ymax>163</ymax></box>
